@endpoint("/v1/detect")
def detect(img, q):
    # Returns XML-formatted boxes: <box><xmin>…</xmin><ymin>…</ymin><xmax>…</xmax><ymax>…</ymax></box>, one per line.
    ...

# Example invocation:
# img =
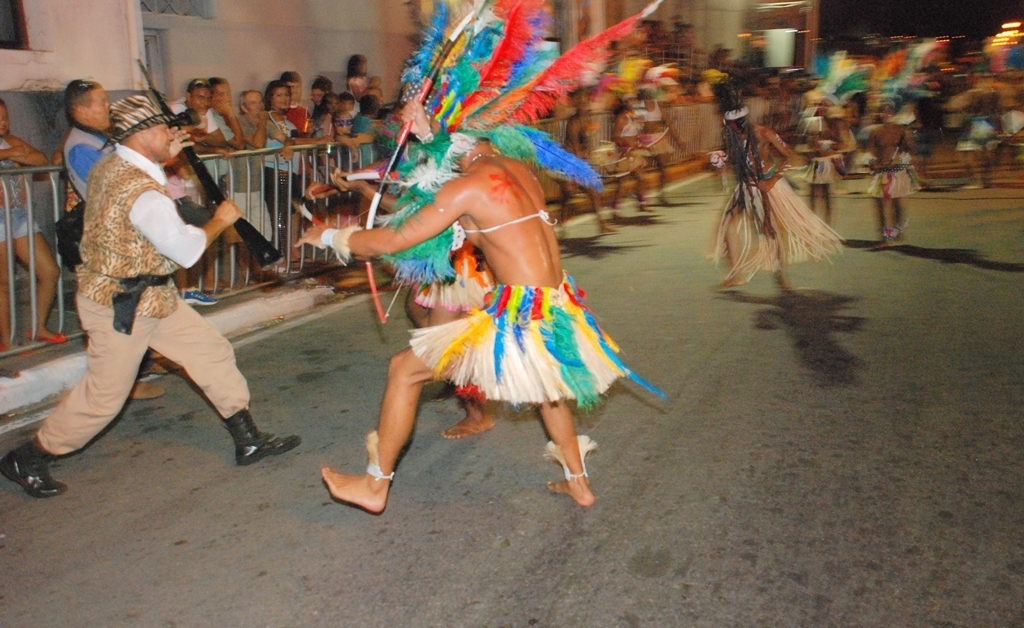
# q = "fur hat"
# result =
<box><xmin>106</xmin><ymin>95</ymin><xmax>179</xmax><ymax>145</ymax></box>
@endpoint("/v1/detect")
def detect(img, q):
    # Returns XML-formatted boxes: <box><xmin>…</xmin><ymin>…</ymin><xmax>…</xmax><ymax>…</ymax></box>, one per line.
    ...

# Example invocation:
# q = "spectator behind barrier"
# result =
<box><xmin>0</xmin><ymin>98</ymin><xmax>63</xmax><ymax>348</ymax></box>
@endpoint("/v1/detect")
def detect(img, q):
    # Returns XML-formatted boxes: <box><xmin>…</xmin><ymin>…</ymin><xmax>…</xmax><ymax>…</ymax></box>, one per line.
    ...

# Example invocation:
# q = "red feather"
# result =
<box><xmin>456</xmin><ymin>0</ymin><xmax>547</xmax><ymax>122</ymax></box>
<box><xmin>472</xmin><ymin>0</ymin><xmax>662</xmax><ymax>127</ymax></box>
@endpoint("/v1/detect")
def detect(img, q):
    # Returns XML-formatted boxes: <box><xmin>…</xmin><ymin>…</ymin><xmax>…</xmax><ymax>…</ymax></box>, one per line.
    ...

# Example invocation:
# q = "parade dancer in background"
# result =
<box><xmin>559</xmin><ymin>88</ymin><xmax>614</xmax><ymax>233</ymax></box>
<box><xmin>711</xmin><ymin>81</ymin><xmax>843</xmax><ymax>290</ymax></box>
<box><xmin>637</xmin><ymin>87</ymin><xmax>685</xmax><ymax>206</ymax></box>
<box><xmin>800</xmin><ymin>106</ymin><xmax>853</xmax><ymax>226</ymax></box>
<box><xmin>867</xmin><ymin>101</ymin><xmax>920</xmax><ymax>246</ymax></box>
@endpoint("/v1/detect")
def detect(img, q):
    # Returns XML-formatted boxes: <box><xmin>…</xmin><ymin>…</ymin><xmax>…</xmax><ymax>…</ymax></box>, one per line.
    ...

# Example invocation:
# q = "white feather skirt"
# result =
<box><xmin>414</xmin><ymin>242</ymin><xmax>494</xmax><ymax>313</ymax></box>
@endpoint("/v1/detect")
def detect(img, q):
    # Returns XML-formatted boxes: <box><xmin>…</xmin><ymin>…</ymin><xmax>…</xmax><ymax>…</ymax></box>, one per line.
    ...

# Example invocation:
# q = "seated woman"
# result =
<box><xmin>0</xmin><ymin>98</ymin><xmax>63</xmax><ymax>348</ymax></box>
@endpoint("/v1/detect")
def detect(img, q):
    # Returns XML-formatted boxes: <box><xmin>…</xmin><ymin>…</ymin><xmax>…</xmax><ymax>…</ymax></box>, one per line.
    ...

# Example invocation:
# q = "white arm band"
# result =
<box><xmin>320</xmin><ymin>225</ymin><xmax>362</xmax><ymax>264</ymax></box>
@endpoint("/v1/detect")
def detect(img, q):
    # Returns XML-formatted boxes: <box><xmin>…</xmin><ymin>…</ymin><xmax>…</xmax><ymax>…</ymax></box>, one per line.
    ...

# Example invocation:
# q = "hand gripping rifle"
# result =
<box><xmin>361</xmin><ymin>3</ymin><xmax>488</xmax><ymax>323</ymax></box>
<box><xmin>137</xmin><ymin>60</ymin><xmax>282</xmax><ymax>268</ymax></box>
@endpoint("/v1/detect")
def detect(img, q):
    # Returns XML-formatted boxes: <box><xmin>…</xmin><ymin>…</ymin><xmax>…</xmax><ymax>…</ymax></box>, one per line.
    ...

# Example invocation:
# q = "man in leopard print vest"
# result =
<box><xmin>1</xmin><ymin>95</ymin><xmax>300</xmax><ymax>498</ymax></box>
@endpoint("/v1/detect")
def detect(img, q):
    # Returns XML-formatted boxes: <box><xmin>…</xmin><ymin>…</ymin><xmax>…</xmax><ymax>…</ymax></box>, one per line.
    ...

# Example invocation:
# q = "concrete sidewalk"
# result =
<box><xmin>0</xmin><ymin>281</ymin><xmax>342</xmax><ymax>423</ymax></box>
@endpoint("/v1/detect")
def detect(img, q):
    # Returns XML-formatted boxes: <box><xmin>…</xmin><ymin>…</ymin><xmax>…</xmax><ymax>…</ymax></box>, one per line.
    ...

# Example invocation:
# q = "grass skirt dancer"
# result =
<box><xmin>713</xmin><ymin>176</ymin><xmax>843</xmax><ymax>286</ymax></box>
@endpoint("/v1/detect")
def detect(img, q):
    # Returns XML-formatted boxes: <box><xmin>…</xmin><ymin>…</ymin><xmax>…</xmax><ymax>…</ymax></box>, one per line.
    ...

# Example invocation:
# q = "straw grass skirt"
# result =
<box><xmin>867</xmin><ymin>164</ymin><xmax>921</xmax><ymax>199</ymax></box>
<box><xmin>713</xmin><ymin>178</ymin><xmax>844</xmax><ymax>283</ymax></box>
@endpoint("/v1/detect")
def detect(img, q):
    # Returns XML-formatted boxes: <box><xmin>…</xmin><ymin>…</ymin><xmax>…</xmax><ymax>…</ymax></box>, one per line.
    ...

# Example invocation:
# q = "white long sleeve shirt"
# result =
<box><xmin>115</xmin><ymin>144</ymin><xmax>208</xmax><ymax>269</ymax></box>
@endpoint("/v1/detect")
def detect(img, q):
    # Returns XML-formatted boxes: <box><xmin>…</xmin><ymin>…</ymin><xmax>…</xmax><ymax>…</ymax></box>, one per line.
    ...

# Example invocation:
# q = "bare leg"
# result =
<box><xmin>417</xmin><ymin>305</ymin><xmax>496</xmax><ymax>438</ymax></box>
<box><xmin>718</xmin><ymin>213</ymin><xmax>748</xmax><ymax>288</ymax></box>
<box><xmin>873</xmin><ymin>197</ymin><xmax>888</xmax><ymax>243</ymax></box>
<box><xmin>404</xmin><ymin>289</ymin><xmax>430</xmax><ymax>329</ymax></box>
<box><xmin>586</xmin><ymin>187</ymin><xmax>614</xmax><ymax>233</ymax></box>
<box><xmin>441</xmin><ymin>393</ymin><xmax>495</xmax><ymax>439</ymax></box>
<box><xmin>321</xmin><ymin>348</ymin><xmax>434</xmax><ymax>513</ymax></box>
<box><xmin>0</xmin><ymin>243</ymin><xmax>11</xmax><ymax>347</ymax></box>
<box><xmin>16</xmin><ymin>235</ymin><xmax>61</xmax><ymax>340</ymax></box>
<box><xmin>635</xmin><ymin>170</ymin><xmax>650</xmax><ymax>210</ymax></box>
<box><xmin>772</xmin><ymin>238</ymin><xmax>791</xmax><ymax>291</ymax></box>
<box><xmin>538</xmin><ymin>400</ymin><xmax>595</xmax><ymax>507</ymax></box>
<box><xmin>823</xmin><ymin>185</ymin><xmax>833</xmax><ymax>226</ymax></box>
<box><xmin>610</xmin><ymin>179</ymin><xmax>624</xmax><ymax>219</ymax></box>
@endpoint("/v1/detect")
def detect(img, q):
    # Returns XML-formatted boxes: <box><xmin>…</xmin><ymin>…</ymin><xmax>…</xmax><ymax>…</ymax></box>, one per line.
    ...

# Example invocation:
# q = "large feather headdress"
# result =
<box><xmin>382</xmin><ymin>0</ymin><xmax>663</xmax><ymax>286</ymax></box>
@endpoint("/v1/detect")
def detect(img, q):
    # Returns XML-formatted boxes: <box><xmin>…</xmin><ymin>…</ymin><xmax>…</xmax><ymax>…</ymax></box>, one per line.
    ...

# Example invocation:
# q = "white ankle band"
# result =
<box><xmin>366</xmin><ymin>463</ymin><xmax>394</xmax><ymax>481</ymax></box>
<box><xmin>545</xmin><ymin>435</ymin><xmax>597</xmax><ymax>481</ymax></box>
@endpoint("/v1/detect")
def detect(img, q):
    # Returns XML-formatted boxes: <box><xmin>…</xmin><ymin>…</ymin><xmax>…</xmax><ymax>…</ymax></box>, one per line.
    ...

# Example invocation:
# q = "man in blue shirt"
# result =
<box><xmin>63</xmin><ymin>79</ymin><xmax>166</xmax><ymax>400</ymax></box>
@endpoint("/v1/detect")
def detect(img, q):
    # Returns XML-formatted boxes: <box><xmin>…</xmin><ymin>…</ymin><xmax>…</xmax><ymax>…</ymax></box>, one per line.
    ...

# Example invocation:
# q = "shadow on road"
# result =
<box><xmin>645</xmin><ymin>196</ymin><xmax>703</xmax><ymax>208</ymax></box>
<box><xmin>608</xmin><ymin>213</ymin><xmax>665</xmax><ymax>228</ymax></box>
<box><xmin>844</xmin><ymin>240</ymin><xmax>1024</xmax><ymax>272</ymax></box>
<box><xmin>559</xmin><ymin>235</ymin><xmax>648</xmax><ymax>260</ymax></box>
<box><xmin>720</xmin><ymin>289</ymin><xmax>866</xmax><ymax>386</ymax></box>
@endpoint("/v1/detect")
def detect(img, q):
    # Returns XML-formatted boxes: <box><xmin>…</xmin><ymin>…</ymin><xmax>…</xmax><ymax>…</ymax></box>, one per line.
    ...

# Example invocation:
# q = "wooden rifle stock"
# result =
<box><xmin>136</xmin><ymin>60</ymin><xmax>282</xmax><ymax>268</ymax></box>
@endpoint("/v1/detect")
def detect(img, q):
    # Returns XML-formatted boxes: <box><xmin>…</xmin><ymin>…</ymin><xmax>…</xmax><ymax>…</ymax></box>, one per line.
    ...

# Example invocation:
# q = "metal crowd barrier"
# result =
<box><xmin>0</xmin><ymin>142</ymin><xmax>367</xmax><ymax>357</ymax></box>
<box><xmin>197</xmin><ymin>141</ymin><xmax>367</xmax><ymax>291</ymax></box>
<box><xmin>0</xmin><ymin>164</ymin><xmax>66</xmax><ymax>357</ymax></box>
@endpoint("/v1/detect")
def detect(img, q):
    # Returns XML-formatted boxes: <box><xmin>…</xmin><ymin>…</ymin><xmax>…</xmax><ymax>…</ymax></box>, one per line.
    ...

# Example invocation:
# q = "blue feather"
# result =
<box><xmin>512</xmin><ymin>288</ymin><xmax>530</xmax><ymax>352</ymax></box>
<box><xmin>580</xmin><ymin>309</ymin><xmax>666</xmax><ymax>399</ymax></box>
<box><xmin>493</xmin><ymin>315</ymin><xmax>506</xmax><ymax>382</ymax></box>
<box><xmin>402</xmin><ymin>3</ymin><xmax>450</xmax><ymax>87</ymax></box>
<box><xmin>519</xmin><ymin>126</ymin><xmax>603</xmax><ymax>191</ymax></box>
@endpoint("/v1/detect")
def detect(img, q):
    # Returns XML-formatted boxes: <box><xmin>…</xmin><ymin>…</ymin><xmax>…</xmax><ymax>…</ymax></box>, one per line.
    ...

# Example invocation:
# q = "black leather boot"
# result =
<box><xmin>0</xmin><ymin>439</ymin><xmax>67</xmax><ymax>498</ymax></box>
<box><xmin>223</xmin><ymin>410</ymin><xmax>300</xmax><ymax>465</ymax></box>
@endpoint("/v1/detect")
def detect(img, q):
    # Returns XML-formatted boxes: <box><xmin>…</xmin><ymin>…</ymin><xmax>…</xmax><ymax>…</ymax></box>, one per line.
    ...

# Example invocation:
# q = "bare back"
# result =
<box><xmin>868</xmin><ymin>123</ymin><xmax>911</xmax><ymax>168</ymax></box>
<box><xmin>447</xmin><ymin>155</ymin><xmax>563</xmax><ymax>288</ymax></box>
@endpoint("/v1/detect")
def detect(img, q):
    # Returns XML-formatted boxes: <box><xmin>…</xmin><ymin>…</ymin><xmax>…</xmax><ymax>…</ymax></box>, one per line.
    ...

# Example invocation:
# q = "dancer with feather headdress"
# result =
<box><xmin>297</xmin><ymin>0</ymin><xmax>665</xmax><ymax>513</ymax></box>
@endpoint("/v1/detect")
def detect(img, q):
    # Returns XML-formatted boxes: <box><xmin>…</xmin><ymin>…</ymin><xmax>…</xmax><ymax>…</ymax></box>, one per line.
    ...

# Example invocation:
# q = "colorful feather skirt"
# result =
<box><xmin>409</xmin><ymin>274</ymin><xmax>662</xmax><ymax>408</ymax></box>
<box><xmin>867</xmin><ymin>164</ymin><xmax>921</xmax><ymax>199</ymax></box>
<box><xmin>415</xmin><ymin>242</ymin><xmax>495</xmax><ymax>313</ymax></box>
<box><xmin>713</xmin><ymin>178</ymin><xmax>844</xmax><ymax>283</ymax></box>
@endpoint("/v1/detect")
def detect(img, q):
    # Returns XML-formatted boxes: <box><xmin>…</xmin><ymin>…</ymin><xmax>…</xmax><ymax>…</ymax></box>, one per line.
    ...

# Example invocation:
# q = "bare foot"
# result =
<box><xmin>441</xmin><ymin>412</ymin><xmax>495</xmax><ymax>439</ymax></box>
<box><xmin>715</xmin><ymin>276</ymin><xmax>747</xmax><ymax>289</ymax></box>
<box><xmin>33</xmin><ymin>329</ymin><xmax>68</xmax><ymax>344</ymax></box>
<box><xmin>599</xmin><ymin>223</ymin><xmax>617</xmax><ymax>234</ymax></box>
<box><xmin>321</xmin><ymin>465</ymin><xmax>389</xmax><ymax>513</ymax></box>
<box><xmin>546</xmin><ymin>476</ymin><xmax>596</xmax><ymax>507</ymax></box>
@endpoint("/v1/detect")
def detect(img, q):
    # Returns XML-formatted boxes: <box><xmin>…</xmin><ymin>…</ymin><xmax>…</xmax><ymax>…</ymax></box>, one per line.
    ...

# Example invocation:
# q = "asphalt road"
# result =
<box><xmin>1</xmin><ymin>174</ymin><xmax>1022</xmax><ymax>628</ymax></box>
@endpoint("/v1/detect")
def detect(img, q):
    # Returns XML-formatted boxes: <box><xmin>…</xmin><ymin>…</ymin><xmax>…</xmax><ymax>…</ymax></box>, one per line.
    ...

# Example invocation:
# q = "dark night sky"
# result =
<box><xmin>819</xmin><ymin>0</ymin><xmax>1023</xmax><ymax>39</ymax></box>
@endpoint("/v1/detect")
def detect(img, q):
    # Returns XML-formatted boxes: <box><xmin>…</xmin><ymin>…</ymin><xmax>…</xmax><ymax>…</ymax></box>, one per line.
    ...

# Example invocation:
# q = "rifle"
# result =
<box><xmin>136</xmin><ymin>60</ymin><xmax>282</xmax><ymax>268</ymax></box>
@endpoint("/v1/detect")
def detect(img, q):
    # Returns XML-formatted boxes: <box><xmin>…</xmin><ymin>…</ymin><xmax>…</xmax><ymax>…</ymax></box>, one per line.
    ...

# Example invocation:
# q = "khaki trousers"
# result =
<box><xmin>37</xmin><ymin>295</ymin><xmax>250</xmax><ymax>455</ymax></box>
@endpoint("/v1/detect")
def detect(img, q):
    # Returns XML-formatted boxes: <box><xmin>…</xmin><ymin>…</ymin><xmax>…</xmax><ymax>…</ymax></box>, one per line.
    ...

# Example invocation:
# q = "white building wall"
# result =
<box><xmin>143</xmin><ymin>0</ymin><xmax>416</xmax><ymax>101</ymax></box>
<box><xmin>0</xmin><ymin>0</ymin><xmax>416</xmax><ymax>99</ymax></box>
<box><xmin>0</xmin><ymin>0</ymin><xmax>142</xmax><ymax>91</ymax></box>
<box><xmin>672</xmin><ymin>0</ymin><xmax>749</xmax><ymax>57</ymax></box>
